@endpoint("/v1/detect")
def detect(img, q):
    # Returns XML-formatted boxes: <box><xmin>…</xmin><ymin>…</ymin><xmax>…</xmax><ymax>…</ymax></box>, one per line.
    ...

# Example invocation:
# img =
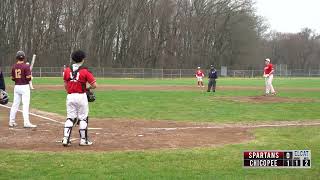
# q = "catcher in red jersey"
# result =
<box><xmin>195</xmin><ymin>67</ymin><xmax>205</xmax><ymax>87</ymax></box>
<box><xmin>62</xmin><ymin>50</ymin><xmax>97</xmax><ymax>146</ymax></box>
<box><xmin>263</xmin><ymin>58</ymin><xmax>276</xmax><ymax>95</ymax></box>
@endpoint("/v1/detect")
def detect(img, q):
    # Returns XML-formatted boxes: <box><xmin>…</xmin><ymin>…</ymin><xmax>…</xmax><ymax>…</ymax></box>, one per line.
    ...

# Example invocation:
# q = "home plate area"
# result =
<box><xmin>1</xmin><ymin>106</ymin><xmax>319</xmax><ymax>152</ymax></box>
<box><xmin>0</xmin><ymin>107</ymin><xmax>254</xmax><ymax>152</ymax></box>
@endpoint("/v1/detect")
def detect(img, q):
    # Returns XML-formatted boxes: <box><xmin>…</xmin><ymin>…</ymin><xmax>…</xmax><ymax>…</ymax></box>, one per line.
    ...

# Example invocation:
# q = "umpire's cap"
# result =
<box><xmin>71</xmin><ymin>50</ymin><xmax>86</xmax><ymax>63</ymax></box>
<box><xmin>210</xmin><ymin>65</ymin><xmax>215</xmax><ymax>69</ymax></box>
<box><xmin>16</xmin><ymin>51</ymin><xmax>25</xmax><ymax>59</ymax></box>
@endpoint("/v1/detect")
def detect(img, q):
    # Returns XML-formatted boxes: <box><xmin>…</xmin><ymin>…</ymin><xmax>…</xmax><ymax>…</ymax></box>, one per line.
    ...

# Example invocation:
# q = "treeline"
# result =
<box><xmin>0</xmin><ymin>0</ymin><xmax>319</xmax><ymax>69</ymax></box>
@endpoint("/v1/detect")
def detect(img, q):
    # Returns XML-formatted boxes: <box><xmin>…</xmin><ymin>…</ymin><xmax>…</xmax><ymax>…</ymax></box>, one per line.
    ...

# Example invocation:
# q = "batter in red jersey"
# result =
<box><xmin>195</xmin><ymin>67</ymin><xmax>205</xmax><ymax>87</ymax></box>
<box><xmin>263</xmin><ymin>58</ymin><xmax>276</xmax><ymax>95</ymax></box>
<box><xmin>62</xmin><ymin>50</ymin><xmax>97</xmax><ymax>146</ymax></box>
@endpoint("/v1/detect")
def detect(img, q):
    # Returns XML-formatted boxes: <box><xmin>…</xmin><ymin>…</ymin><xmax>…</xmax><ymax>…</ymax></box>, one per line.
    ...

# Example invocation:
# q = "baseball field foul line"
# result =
<box><xmin>0</xmin><ymin>104</ymin><xmax>102</xmax><ymax>130</ymax></box>
<box><xmin>146</xmin><ymin>122</ymin><xmax>320</xmax><ymax>131</ymax></box>
<box><xmin>0</xmin><ymin>104</ymin><xmax>64</xmax><ymax>124</ymax></box>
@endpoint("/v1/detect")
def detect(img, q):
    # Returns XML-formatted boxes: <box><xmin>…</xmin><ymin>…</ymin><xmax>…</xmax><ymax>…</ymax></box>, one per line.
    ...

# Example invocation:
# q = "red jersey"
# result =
<box><xmin>195</xmin><ymin>70</ymin><xmax>204</xmax><ymax>77</ymax></box>
<box><xmin>264</xmin><ymin>64</ymin><xmax>274</xmax><ymax>74</ymax></box>
<box><xmin>11</xmin><ymin>62</ymin><xmax>31</xmax><ymax>85</ymax></box>
<box><xmin>64</xmin><ymin>66</ymin><xmax>96</xmax><ymax>94</ymax></box>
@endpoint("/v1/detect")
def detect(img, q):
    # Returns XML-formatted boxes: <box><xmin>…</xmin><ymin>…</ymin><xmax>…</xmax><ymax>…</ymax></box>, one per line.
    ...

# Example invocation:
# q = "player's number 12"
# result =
<box><xmin>15</xmin><ymin>69</ymin><xmax>21</xmax><ymax>79</ymax></box>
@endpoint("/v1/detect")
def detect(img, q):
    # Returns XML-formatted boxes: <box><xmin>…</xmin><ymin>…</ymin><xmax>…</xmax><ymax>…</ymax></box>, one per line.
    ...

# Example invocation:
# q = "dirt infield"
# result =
<box><xmin>215</xmin><ymin>96</ymin><xmax>315</xmax><ymax>103</ymax></box>
<box><xmin>0</xmin><ymin>107</ymin><xmax>252</xmax><ymax>152</ymax></box>
<box><xmin>1</xmin><ymin>106</ymin><xmax>319</xmax><ymax>152</ymax></box>
<box><xmin>1</xmin><ymin>84</ymin><xmax>318</xmax><ymax>152</ymax></box>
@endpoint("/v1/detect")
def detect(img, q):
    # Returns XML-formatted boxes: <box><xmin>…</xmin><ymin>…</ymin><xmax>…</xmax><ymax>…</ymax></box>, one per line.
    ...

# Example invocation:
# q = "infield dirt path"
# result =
<box><xmin>1</xmin><ymin>105</ymin><xmax>319</xmax><ymax>152</ymax></box>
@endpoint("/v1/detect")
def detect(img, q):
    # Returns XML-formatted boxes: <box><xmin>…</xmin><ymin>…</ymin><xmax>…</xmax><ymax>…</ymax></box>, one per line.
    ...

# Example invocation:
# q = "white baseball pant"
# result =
<box><xmin>265</xmin><ymin>74</ymin><xmax>275</xmax><ymax>94</ymax></box>
<box><xmin>64</xmin><ymin>93</ymin><xmax>89</xmax><ymax>139</ymax></box>
<box><xmin>197</xmin><ymin>77</ymin><xmax>203</xmax><ymax>82</ymax></box>
<box><xmin>9</xmin><ymin>85</ymin><xmax>31</xmax><ymax>125</ymax></box>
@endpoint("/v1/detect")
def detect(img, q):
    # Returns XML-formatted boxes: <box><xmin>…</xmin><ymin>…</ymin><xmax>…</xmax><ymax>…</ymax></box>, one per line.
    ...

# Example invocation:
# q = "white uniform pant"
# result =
<box><xmin>66</xmin><ymin>93</ymin><xmax>88</xmax><ymax>120</ymax></box>
<box><xmin>197</xmin><ymin>77</ymin><xmax>203</xmax><ymax>82</ymax></box>
<box><xmin>9</xmin><ymin>85</ymin><xmax>31</xmax><ymax>124</ymax></box>
<box><xmin>64</xmin><ymin>93</ymin><xmax>89</xmax><ymax>139</ymax></box>
<box><xmin>265</xmin><ymin>74</ymin><xmax>275</xmax><ymax>94</ymax></box>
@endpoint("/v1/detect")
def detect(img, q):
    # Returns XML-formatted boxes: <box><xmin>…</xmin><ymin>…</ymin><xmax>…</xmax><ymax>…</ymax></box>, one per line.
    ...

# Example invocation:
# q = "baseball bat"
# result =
<box><xmin>30</xmin><ymin>54</ymin><xmax>36</xmax><ymax>70</ymax></box>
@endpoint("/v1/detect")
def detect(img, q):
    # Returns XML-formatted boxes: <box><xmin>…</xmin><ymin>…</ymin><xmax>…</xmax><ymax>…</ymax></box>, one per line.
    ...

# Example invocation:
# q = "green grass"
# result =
<box><xmin>0</xmin><ymin>127</ymin><xmax>319</xmax><ymax>180</ymax></box>
<box><xmin>26</xmin><ymin>89</ymin><xmax>320</xmax><ymax>122</ymax></box>
<box><xmin>4</xmin><ymin>77</ymin><xmax>320</xmax><ymax>88</ymax></box>
<box><xmin>2</xmin><ymin>78</ymin><xmax>320</xmax><ymax>179</ymax></box>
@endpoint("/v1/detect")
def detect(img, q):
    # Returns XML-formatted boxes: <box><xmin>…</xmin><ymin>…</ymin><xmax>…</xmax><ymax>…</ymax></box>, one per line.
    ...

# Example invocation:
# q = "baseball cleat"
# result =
<box><xmin>24</xmin><ymin>123</ymin><xmax>37</xmax><ymax>128</ymax></box>
<box><xmin>9</xmin><ymin>122</ymin><xmax>18</xmax><ymax>127</ymax></box>
<box><xmin>62</xmin><ymin>137</ymin><xmax>71</xmax><ymax>147</ymax></box>
<box><xmin>79</xmin><ymin>139</ymin><xmax>93</xmax><ymax>146</ymax></box>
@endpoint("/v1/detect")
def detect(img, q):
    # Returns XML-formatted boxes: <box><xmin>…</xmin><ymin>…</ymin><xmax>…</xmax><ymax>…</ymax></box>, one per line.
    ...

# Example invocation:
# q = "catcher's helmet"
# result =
<box><xmin>71</xmin><ymin>50</ymin><xmax>86</xmax><ymax>63</ymax></box>
<box><xmin>0</xmin><ymin>90</ymin><xmax>9</xmax><ymax>105</ymax></box>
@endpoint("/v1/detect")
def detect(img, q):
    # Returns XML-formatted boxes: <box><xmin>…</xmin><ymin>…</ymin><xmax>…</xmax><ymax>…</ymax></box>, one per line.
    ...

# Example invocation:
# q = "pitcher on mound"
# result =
<box><xmin>263</xmin><ymin>58</ymin><xmax>276</xmax><ymax>96</ymax></box>
<box><xmin>62</xmin><ymin>50</ymin><xmax>97</xmax><ymax>146</ymax></box>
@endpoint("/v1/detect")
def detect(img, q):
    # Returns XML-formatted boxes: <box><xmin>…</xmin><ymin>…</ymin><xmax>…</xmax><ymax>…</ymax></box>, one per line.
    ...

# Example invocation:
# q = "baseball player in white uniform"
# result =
<box><xmin>9</xmin><ymin>51</ymin><xmax>37</xmax><ymax>128</ymax></box>
<box><xmin>195</xmin><ymin>67</ymin><xmax>205</xmax><ymax>87</ymax></box>
<box><xmin>263</xmin><ymin>58</ymin><xmax>276</xmax><ymax>95</ymax></box>
<box><xmin>62</xmin><ymin>50</ymin><xmax>97</xmax><ymax>146</ymax></box>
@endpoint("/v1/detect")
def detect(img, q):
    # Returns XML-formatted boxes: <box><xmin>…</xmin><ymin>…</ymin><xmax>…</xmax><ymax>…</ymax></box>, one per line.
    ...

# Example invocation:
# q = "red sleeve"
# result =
<box><xmin>86</xmin><ymin>70</ymin><xmax>96</xmax><ymax>84</ymax></box>
<box><xmin>63</xmin><ymin>68</ymin><xmax>70</xmax><ymax>81</ymax></box>
<box><xmin>269</xmin><ymin>64</ymin><xmax>274</xmax><ymax>71</ymax></box>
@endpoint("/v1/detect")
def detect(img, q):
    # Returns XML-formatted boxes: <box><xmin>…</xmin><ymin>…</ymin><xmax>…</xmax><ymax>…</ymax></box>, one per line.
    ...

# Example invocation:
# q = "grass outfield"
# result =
<box><xmin>4</xmin><ymin>77</ymin><xmax>320</xmax><ymax>88</ymax></box>
<box><xmin>2</xmin><ymin>77</ymin><xmax>315</xmax><ymax>122</ymax></box>
<box><xmin>27</xmin><ymin>90</ymin><xmax>320</xmax><ymax>122</ymax></box>
<box><xmin>0</xmin><ymin>127</ymin><xmax>319</xmax><ymax>179</ymax></box>
<box><xmin>2</xmin><ymin>78</ymin><xmax>320</xmax><ymax>179</ymax></box>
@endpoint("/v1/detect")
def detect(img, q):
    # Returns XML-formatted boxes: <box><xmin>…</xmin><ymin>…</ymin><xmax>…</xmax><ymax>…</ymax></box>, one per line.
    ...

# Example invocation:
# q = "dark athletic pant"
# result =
<box><xmin>207</xmin><ymin>78</ymin><xmax>216</xmax><ymax>92</ymax></box>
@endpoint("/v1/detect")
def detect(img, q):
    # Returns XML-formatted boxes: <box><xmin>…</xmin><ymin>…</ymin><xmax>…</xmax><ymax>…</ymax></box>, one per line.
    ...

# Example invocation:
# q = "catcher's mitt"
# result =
<box><xmin>86</xmin><ymin>90</ymin><xmax>96</xmax><ymax>102</ymax></box>
<box><xmin>0</xmin><ymin>90</ymin><xmax>9</xmax><ymax>105</ymax></box>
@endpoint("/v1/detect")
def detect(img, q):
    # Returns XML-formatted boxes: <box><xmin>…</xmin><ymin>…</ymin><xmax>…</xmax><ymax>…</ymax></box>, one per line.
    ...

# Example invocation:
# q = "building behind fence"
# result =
<box><xmin>2</xmin><ymin>65</ymin><xmax>320</xmax><ymax>78</ymax></box>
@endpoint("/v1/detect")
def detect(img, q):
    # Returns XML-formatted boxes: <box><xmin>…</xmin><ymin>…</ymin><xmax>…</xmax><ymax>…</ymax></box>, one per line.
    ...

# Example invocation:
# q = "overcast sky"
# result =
<box><xmin>254</xmin><ymin>0</ymin><xmax>320</xmax><ymax>33</ymax></box>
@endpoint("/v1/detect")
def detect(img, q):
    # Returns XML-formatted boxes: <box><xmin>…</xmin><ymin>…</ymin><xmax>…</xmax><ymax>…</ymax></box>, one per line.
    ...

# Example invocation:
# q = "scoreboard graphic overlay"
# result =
<box><xmin>243</xmin><ymin>150</ymin><xmax>311</xmax><ymax>168</ymax></box>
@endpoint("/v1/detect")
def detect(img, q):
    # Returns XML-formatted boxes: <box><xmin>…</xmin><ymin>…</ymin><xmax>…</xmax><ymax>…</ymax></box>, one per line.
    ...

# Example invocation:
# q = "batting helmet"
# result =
<box><xmin>16</xmin><ymin>51</ymin><xmax>25</xmax><ymax>59</ymax></box>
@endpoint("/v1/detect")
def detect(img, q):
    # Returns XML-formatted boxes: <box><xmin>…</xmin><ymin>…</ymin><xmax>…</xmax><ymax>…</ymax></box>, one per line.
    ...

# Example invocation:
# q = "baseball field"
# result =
<box><xmin>0</xmin><ymin>77</ymin><xmax>319</xmax><ymax>179</ymax></box>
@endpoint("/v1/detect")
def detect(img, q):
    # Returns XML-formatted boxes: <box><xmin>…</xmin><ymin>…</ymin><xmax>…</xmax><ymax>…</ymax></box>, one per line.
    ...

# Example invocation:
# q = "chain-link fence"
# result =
<box><xmin>2</xmin><ymin>66</ymin><xmax>320</xmax><ymax>78</ymax></box>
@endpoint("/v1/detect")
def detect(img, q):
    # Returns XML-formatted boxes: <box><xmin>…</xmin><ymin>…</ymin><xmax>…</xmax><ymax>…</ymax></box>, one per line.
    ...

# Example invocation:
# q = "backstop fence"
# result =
<box><xmin>2</xmin><ymin>65</ymin><xmax>320</xmax><ymax>78</ymax></box>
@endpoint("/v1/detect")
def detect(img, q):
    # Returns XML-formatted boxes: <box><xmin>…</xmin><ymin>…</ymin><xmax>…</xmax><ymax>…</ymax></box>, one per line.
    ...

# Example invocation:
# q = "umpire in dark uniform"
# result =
<box><xmin>207</xmin><ymin>65</ymin><xmax>218</xmax><ymax>92</ymax></box>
